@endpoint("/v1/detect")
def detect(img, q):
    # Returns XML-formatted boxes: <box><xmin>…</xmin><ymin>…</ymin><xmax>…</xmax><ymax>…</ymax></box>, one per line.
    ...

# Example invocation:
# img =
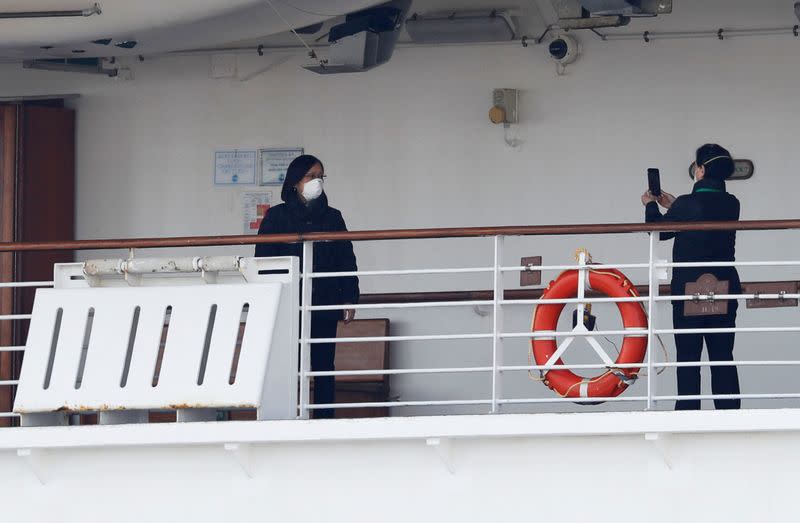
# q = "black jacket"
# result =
<box><xmin>255</xmin><ymin>193</ymin><xmax>359</xmax><ymax>320</ymax></box>
<box><xmin>645</xmin><ymin>177</ymin><xmax>741</xmax><ymax>297</ymax></box>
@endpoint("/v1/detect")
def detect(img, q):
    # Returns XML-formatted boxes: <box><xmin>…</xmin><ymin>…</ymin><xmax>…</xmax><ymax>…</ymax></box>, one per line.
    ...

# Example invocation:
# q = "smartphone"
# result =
<box><xmin>647</xmin><ymin>168</ymin><xmax>661</xmax><ymax>197</ymax></box>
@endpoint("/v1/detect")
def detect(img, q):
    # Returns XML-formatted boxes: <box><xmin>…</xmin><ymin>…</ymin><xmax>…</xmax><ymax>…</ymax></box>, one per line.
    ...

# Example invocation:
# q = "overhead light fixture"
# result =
<box><xmin>552</xmin><ymin>0</ymin><xmax>671</xmax><ymax>30</ymax></box>
<box><xmin>0</xmin><ymin>3</ymin><xmax>101</xmax><ymax>19</ymax></box>
<box><xmin>405</xmin><ymin>9</ymin><xmax>516</xmax><ymax>44</ymax></box>
<box><xmin>303</xmin><ymin>0</ymin><xmax>412</xmax><ymax>75</ymax></box>
<box><xmin>558</xmin><ymin>14</ymin><xmax>629</xmax><ymax>29</ymax></box>
<box><xmin>23</xmin><ymin>58</ymin><xmax>117</xmax><ymax>77</ymax></box>
<box><xmin>579</xmin><ymin>0</ymin><xmax>672</xmax><ymax>16</ymax></box>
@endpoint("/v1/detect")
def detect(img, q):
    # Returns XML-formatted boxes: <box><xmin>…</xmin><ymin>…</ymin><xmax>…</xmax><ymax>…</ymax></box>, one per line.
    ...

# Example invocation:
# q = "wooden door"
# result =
<box><xmin>0</xmin><ymin>103</ymin><xmax>75</xmax><ymax>426</ymax></box>
<box><xmin>0</xmin><ymin>106</ymin><xmax>16</xmax><ymax>425</ymax></box>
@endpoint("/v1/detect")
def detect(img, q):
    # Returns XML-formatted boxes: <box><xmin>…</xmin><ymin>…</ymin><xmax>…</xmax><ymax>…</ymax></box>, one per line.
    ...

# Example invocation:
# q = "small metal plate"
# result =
<box><xmin>744</xmin><ymin>282</ymin><xmax>799</xmax><ymax>309</ymax></box>
<box><xmin>689</xmin><ymin>159</ymin><xmax>754</xmax><ymax>181</ymax></box>
<box><xmin>520</xmin><ymin>256</ymin><xmax>542</xmax><ymax>287</ymax></box>
<box><xmin>684</xmin><ymin>274</ymin><xmax>729</xmax><ymax>316</ymax></box>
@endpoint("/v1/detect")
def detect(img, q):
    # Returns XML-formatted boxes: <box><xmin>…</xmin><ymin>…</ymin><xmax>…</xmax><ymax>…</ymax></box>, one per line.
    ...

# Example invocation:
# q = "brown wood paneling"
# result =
<box><xmin>744</xmin><ymin>282</ymin><xmax>800</xmax><ymax>309</ymax></box>
<box><xmin>0</xmin><ymin>105</ymin><xmax>17</xmax><ymax>425</ymax></box>
<box><xmin>335</xmin><ymin>319</ymin><xmax>389</xmax><ymax>385</ymax></box>
<box><xmin>148</xmin><ymin>412</ymin><xmax>178</xmax><ymax>423</ymax></box>
<box><xmin>228</xmin><ymin>410</ymin><xmax>257</xmax><ymax>421</ymax></box>
<box><xmin>13</xmin><ymin>105</ymin><xmax>76</xmax><ymax>375</ymax></box>
<box><xmin>334</xmin><ymin>319</ymin><xmax>390</xmax><ymax>418</ymax></box>
<box><xmin>15</xmin><ymin>105</ymin><xmax>75</xmax><ymax>273</ymax></box>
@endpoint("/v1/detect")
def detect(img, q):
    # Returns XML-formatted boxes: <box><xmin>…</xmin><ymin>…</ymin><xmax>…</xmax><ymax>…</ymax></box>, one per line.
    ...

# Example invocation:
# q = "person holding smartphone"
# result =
<box><xmin>641</xmin><ymin>144</ymin><xmax>741</xmax><ymax>410</ymax></box>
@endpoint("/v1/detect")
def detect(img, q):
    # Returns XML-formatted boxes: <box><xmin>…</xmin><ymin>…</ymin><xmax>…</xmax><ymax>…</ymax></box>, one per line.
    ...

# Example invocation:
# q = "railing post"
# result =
<box><xmin>646</xmin><ymin>232</ymin><xmax>656</xmax><ymax>411</ymax></box>
<box><xmin>299</xmin><ymin>241</ymin><xmax>313</xmax><ymax>420</ymax></box>
<box><xmin>576</xmin><ymin>251</ymin><xmax>587</xmax><ymax>320</ymax></box>
<box><xmin>491</xmin><ymin>235</ymin><xmax>504</xmax><ymax>414</ymax></box>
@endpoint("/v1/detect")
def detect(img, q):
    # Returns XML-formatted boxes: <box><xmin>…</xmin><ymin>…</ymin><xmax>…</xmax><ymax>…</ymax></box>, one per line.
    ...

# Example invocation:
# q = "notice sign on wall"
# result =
<box><xmin>243</xmin><ymin>191</ymin><xmax>273</xmax><ymax>235</ymax></box>
<box><xmin>215</xmin><ymin>150</ymin><xmax>257</xmax><ymax>185</ymax></box>
<box><xmin>259</xmin><ymin>147</ymin><xmax>303</xmax><ymax>186</ymax></box>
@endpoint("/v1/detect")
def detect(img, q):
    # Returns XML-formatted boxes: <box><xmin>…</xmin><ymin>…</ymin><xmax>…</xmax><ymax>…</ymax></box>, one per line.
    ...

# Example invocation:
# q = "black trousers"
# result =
<box><xmin>672</xmin><ymin>304</ymin><xmax>740</xmax><ymax>410</ymax></box>
<box><xmin>310</xmin><ymin>315</ymin><xmax>338</xmax><ymax>419</ymax></box>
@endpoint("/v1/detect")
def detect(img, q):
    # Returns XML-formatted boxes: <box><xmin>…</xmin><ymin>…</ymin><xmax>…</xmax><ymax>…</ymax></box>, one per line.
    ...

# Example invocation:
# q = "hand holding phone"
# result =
<box><xmin>647</xmin><ymin>168</ymin><xmax>661</xmax><ymax>197</ymax></box>
<box><xmin>658</xmin><ymin>191</ymin><xmax>676</xmax><ymax>209</ymax></box>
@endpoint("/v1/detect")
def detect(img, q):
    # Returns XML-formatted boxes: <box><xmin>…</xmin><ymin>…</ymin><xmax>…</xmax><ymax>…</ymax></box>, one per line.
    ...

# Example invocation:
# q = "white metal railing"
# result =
<box><xmin>0</xmin><ymin>280</ymin><xmax>53</xmax><ymax>421</ymax></box>
<box><xmin>296</xmin><ymin>231</ymin><xmax>800</xmax><ymax>417</ymax></box>
<box><xmin>1</xmin><ymin>224</ymin><xmax>800</xmax><ymax>422</ymax></box>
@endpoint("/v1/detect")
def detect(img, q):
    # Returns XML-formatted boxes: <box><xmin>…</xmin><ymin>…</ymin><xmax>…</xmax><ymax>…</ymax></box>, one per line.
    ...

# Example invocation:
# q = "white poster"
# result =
<box><xmin>243</xmin><ymin>191</ymin><xmax>273</xmax><ymax>235</ymax></box>
<box><xmin>215</xmin><ymin>150</ymin><xmax>257</xmax><ymax>185</ymax></box>
<box><xmin>259</xmin><ymin>147</ymin><xmax>303</xmax><ymax>186</ymax></box>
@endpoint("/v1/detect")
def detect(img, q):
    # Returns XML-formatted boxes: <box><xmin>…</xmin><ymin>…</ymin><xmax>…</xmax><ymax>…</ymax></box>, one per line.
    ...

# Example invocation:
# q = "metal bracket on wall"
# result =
<box><xmin>426</xmin><ymin>437</ymin><xmax>455</xmax><ymax>474</ymax></box>
<box><xmin>224</xmin><ymin>443</ymin><xmax>255</xmax><ymax>478</ymax></box>
<box><xmin>644</xmin><ymin>432</ymin><xmax>672</xmax><ymax>470</ymax></box>
<box><xmin>17</xmin><ymin>448</ymin><xmax>49</xmax><ymax>485</ymax></box>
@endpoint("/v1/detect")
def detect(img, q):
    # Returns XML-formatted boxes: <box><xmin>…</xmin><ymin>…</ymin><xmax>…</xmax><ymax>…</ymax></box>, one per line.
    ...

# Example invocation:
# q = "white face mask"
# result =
<box><xmin>301</xmin><ymin>178</ymin><xmax>323</xmax><ymax>201</ymax></box>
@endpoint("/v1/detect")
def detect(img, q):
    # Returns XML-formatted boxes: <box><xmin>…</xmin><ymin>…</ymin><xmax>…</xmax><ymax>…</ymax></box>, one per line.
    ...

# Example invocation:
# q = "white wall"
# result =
<box><xmin>3</xmin><ymin>6</ymin><xmax>800</xmax><ymax>414</ymax></box>
<box><xmin>2</xmin><ymin>411</ymin><xmax>800</xmax><ymax>523</ymax></box>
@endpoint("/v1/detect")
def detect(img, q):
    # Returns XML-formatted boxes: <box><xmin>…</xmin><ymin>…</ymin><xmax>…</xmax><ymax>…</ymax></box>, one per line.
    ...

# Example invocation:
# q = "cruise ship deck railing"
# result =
<box><xmin>1</xmin><ymin>218</ymin><xmax>799</xmax><ymax>421</ymax></box>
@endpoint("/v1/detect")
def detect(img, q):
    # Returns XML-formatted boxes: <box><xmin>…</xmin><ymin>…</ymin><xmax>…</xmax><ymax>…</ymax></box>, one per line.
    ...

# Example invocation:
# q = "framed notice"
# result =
<box><xmin>259</xmin><ymin>147</ymin><xmax>303</xmax><ymax>186</ymax></box>
<box><xmin>214</xmin><ymin>150</ymin><xmax>257</xmax><ymax>185</ymax></box>
<box><xmin>243</xmin><ymin>191</ymin><xmax>273</xmax><ymax>235</ymax></box>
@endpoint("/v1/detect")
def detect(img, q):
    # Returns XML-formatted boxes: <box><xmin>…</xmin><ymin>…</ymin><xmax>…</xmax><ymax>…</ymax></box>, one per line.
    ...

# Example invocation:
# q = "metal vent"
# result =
<box><xmin>406</xmin><ymin>10</ymin><xmax>516</xmax><ymax>44</ymax></box>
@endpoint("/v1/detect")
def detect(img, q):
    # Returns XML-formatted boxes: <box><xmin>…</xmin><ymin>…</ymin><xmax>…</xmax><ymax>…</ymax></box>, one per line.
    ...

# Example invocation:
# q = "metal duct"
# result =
<box><xmin>559</xmin><ymin>15</ymin><xmax>629</xmax><ymax>29</ymax></box>
<box><xmin>23</xmin><ymin>58</ymin><xmax>117</xmax><ymax>77</ymax></box>
<box><xmin>406</xmin><ymin>10</ymin><xmax>516</xmax><ymax>44</ymax></box>
<box><xmin>579</xmin><ymin>0</ymin><xmax>642</xmax><ymax>15</ymax></box>
<box><xmin>553</xmin><ymin>0</ymin><xmax>670</xmax><ymax>30</ymax></box>
<box><xmin>580</xmin><ymin>0</ymin><xmax>672</xmax><ymax>15</ymax></box>
<box><xmin>0</xmin><ymin>3</ymin><xmax>100</xmax><ymax>19</ymax></box>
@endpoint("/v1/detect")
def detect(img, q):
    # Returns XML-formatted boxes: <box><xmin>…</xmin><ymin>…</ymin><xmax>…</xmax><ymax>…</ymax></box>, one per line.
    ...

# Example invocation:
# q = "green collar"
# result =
<box><xmin>695</xmin><ymin>188</ymin><xmax>723</xmax><ymax>193</ymax></box>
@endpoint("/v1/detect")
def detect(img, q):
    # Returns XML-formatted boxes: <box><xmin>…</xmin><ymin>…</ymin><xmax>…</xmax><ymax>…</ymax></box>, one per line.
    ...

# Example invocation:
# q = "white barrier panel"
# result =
<box><xmin>14</xmin><ymin>257</ymin><xmax>299</xmax><ymax>426</ymax></box>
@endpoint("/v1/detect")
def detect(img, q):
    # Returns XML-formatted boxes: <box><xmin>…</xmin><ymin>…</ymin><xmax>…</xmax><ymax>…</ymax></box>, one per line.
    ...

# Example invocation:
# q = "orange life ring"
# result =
<box><xmin>531</xmin><ymin>268</ymin><xmax>648</xmax><ymax>400</ymax></box>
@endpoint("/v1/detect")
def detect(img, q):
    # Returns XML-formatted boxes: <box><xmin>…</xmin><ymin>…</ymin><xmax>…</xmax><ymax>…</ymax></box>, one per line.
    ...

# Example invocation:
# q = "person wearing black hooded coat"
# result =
<box><xmin>642</xmin><ymin>144</ymin><xmax>741</xmax><ymax>411</ymax></box>
<box><xmin>256</xmin><ymin>155</ymin><xmax>359</xmax><ymax>419</ymax></box>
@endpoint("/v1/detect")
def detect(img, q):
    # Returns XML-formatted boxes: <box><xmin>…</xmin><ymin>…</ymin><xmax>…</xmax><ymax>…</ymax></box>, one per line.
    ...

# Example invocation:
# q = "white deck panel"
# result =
<box><xmin>14</xmin><ymin>283</ymin><xmax>281</xmax><ymax>413</ymax></box>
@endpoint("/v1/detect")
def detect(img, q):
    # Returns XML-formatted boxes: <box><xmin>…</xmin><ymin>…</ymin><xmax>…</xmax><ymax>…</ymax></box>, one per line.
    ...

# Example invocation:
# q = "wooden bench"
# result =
<box><xmin>332</xmin><ymin>318</ymin><xmax>390</xmax><ymax>418</ymax></box>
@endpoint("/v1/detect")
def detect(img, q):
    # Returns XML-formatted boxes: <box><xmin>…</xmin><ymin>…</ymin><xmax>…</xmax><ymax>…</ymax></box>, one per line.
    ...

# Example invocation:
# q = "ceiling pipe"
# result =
<box><xmin>168</xmin><ymin>38</ymin><xmax>533</xmax><ymax>56</ymax></box>
<box><xmin>168</xmin><ymin>22</ymin><xmax>800</xmax><ymax>57</ymax></box>
<box><xmin>601</xmin><ymin>26</ymin><xmax>800</xmax><ymax>41</ymax></box>
<box><xmin>0</xmin><ymin>3</ymin><xmax>101</xmax><ymax>19</ymax></box>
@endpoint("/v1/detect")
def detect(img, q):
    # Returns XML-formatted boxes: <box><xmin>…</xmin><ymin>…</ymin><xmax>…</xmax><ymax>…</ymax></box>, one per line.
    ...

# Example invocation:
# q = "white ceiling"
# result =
<box><xmin>0</xmin><ymin>0</ymin><xmax>797</xmax><ymax>61</ymax></box>
<box><xmin>0</xmin><ymin>0</ymin><xmax>384</xmax><ymax>59</ymax></box>
<box><xmin>224</xmin><ymin>0</ymin><xmax>550</xmax><ymax>50</ymax></box>
<box><xmin>217</xmin><ymin>0</ymin><xmax>800</xmax><ymax>53</ymax></box>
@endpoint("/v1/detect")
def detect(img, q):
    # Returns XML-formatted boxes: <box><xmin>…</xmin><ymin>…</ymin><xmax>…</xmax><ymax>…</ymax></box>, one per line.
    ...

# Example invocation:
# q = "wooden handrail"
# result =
<box><xmin>359</xmin><ymin>281</ymin><xmax>800</xmax><ymax>304</ymax></box>
<box><xmin>0</xmin><ymin>218</ymin><xmax>799</xmax><ymax>252</ymax></box>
